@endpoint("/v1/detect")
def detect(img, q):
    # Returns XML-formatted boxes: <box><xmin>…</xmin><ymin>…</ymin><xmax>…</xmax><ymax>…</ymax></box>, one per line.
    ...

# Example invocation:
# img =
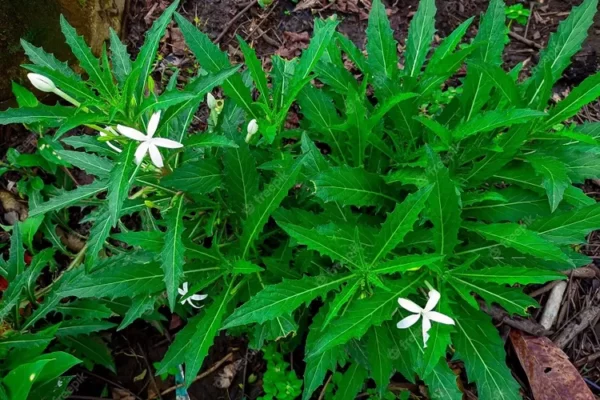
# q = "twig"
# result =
<box><xmin>216</xmin><ymin>0</ymin><xmax>258</xmax><ymax>43</ymax></box>
<box><xmin>529</xmin><ymin>280</ymin><xmax>560</xmax><ymax>298</ymax></box>
<box><xmin>318</xmin><ymin>374</ymin><xmax>333</xmax><ymax>400</ymax></box>
<box><xmin>149</xmin><ymin>353</ymin><xmax>234</xmax><ymax>399</ymax></box>
<box><xmin>554</xmin><ymin>305</ymin><xmax>600</xmax><ymax>348</ymax></box>
<box><xmin>508</xmin><ymin>31</ymin><xmax>543</xmax><ymax>49</ymax></box>
<box><xmin>137</xmin><ymin>343</ymin><xmax>162</xmax><ymax>399</ymax></box>
<box><xmin>482</xmin><ymin>303</ymin><xmax>549</xmax><ymax>336</ymax></box>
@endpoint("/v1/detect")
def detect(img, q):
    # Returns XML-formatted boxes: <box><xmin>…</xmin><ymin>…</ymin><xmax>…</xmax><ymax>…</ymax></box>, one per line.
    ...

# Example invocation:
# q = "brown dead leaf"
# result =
<box><xmin>510</xmin><ymin>330</ymin><xmax>595</xmax><ymax>400</ymax></box>
<box><xmin>169</xmin><ymin>27</ymin><xmax>186</xmax><ymax>56</ymax></box>
<box><xmin>277</xmin><ymin>31</ymin><xmax>310</xmax><ymax>59</ymax></box>
<box><xmin>57</xmin><ymin>226</ymin><xmax>85</xmax><ymax>253</ymax></box>
<box><xmin>111</xmin><ymin>388</ymin><xmax>135</xmax><ymax>400</ymax></box>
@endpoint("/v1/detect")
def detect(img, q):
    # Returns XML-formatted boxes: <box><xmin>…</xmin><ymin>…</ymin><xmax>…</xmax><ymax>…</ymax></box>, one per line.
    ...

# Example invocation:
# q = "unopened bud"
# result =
<box><xmin>27</xmin><ymin>73</ymin><xmax>56</xmax><ymax>93</ymax></box>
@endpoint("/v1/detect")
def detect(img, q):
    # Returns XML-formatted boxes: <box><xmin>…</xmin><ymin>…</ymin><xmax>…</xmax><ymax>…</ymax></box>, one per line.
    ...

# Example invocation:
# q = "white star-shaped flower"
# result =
<box><xmin>396</xmin><ymin>289</ymin><xmax>455</xmax><ymax>348</ymax></box>
<box><xmin>116</xmin><ymin>111</ymin><xmax>183</xmax><ymax>168</ymax></box>
<box><xmin>178</xmin><ymin>282</ymin><xmax>208</xmax><ymax>309</ymax></box>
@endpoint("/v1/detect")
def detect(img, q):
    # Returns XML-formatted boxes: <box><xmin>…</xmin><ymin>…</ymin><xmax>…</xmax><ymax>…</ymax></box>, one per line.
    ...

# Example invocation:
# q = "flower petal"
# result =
<box><xmin>422</xmin><ymin>316</ymin><xmax>432</xmax><ymax>348</ymax></box>
<box><xmin>134</xmin><ymin>142</ymin><xmax>150</xmax><ymax>165</ymax></box>
<box><xmin>151</xmin><ymin>138</ymin><xmax>184</xmax><ymax>149</ymax></box>
<box><xmin>147</xmin><ymin>111</ymin><xmax>161</xmax><ymax>138</ymax></box>
<box><xmin>188</xmin><ymin>301</ymin><xmax>204</xmax><ymax>309</ymax></box>
<box><xmin>106</xmin><ymin>141</ymin><xmax>122</xmax><ymax>153</ymax></box>
<box><xmin>117</xmin><ymin>125</ymin><xmax>147</xmax><ymax>141</ymax></box>
<box><xmin>398</xmin><ymin>298</ymin><xmax>423</xmax><ymax>313</ymax></box>
<box><xmin>424</xmin><ymin>289</ymin><xmax>441</xmax><ymax>312</ymax></box>
<box><xmin>190</xmin><ymin>293</ymin><xmax>208</xmax><ymax>301</ymax></box>
<box><xmin>148</xmin><ymin>144</ymin><xmax>164</xmax><ymax>168</ymax></box>
<box><xmin>396</xmin><ymin>313</ymin><xmax>420</xmax><ymax>329</ymax></box>
<box><xmin>425</xmin><ymin>311</ymin><xmax>455</xmax><ymax>325</ymax></box>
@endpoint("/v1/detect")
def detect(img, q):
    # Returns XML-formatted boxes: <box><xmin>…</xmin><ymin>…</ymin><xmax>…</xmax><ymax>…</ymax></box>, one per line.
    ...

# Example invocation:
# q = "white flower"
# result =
<box><xmin>28</xmin><ymin>73</ymin><xmax>56</xmax><ymax>92</ymax></box>
<box><xmin>396</xmin><ymin>289</ymin><xmax>455</xmax><ymax>348</ymax></box>
<box><xmin>178</xmin><ymin>282</ymin><xmax>208</xmax><ymax>309</ymax></box>
<box><xmin>207</xmin><ymin>93</ymin><xmax>217</xmax><ymax>110</ymax></box>
<box><xmin>116</xmin><ymin>111</ymin><xmax>183</xmax><ymax>168</ymax></box>
<box><xmin>245</xmin><ymin>119</ymin><xmax>258</xmax><ymax>143</ymax></box>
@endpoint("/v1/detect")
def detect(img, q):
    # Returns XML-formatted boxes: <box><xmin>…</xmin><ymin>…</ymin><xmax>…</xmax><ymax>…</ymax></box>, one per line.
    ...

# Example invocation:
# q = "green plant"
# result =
<box><xmin>1</xmin><ymin>0</ymin><xmax>600</xmax><ymax>399</ymax></box>
<box><xmin>259</xmin><ymin>343</ymin><xmax>303</xmax><ymax>400</ymax></box>
<box><xmin>506</xmin><ymin>3</ymin><xmax>530</xmax><ymax>25</ymax></box>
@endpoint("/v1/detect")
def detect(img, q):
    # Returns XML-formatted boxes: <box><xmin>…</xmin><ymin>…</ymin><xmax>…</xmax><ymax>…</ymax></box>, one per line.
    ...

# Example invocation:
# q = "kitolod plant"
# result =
<box><xmin>1</xmin><ymin>0</ymin><xmax>600</xmax><ymax>398</ymax></box>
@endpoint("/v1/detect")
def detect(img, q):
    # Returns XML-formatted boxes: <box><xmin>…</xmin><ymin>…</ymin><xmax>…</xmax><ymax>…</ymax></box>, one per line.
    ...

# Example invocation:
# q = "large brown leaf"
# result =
<box><xmin>510</xmin><ymin>330</ymin><xmax>595</xmax><ymax>400</ymax></box>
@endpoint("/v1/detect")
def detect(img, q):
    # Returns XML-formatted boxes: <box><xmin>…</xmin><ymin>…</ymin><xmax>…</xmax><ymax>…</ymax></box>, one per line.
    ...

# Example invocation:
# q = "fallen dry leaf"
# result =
<box><xmin>510</xmin><ymin>330</ymin><xmax>595</xmax><ymax>400</ymax></box>
<box><xmin>277</xmin><ymin>31</ymin><xmax>310</xmax><ymax>59</ymax></box>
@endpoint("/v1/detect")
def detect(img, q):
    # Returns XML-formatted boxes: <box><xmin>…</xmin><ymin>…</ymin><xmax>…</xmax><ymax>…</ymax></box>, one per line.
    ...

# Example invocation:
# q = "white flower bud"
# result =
<box><xmin>207</xmin><ymin>93</ymin><xmax>217</xmax><ymax>110</ymax></box>
<box><xmin>27</xmin><ymin>73</ymin><xmax>56</xmax><ymax>93</ymax></box>
<box><xmin>247</xmin><ymin>119</ymin><xmax>258</xmax><ymax>136</ymax></box>
<box><xmin>245</xmin><ymin>119</ymin><xmax>258</xmax><ymax>143</ymax></box>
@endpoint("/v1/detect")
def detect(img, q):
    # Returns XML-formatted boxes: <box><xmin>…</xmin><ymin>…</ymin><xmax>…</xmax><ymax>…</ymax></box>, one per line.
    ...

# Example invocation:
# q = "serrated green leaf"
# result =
<box><xmin>464</xmin><ymin>222</ymin><xmax>570</xmax><ymax>263</ymax></box>
<box><xmin>107</xmin><ymin>142</ymin><xmax>137</xmax><ymax>226</ymax></box>
<box><xmin>130</xmin><ymin>1</ymin><xmax>179</xmax><ymax>104</ymax></box>
<box><xmin>425</xmin><ymin>360</ymin><xmax>463</xmax><ymax>400</ymax></box>
<box><xmin>405</xmin><ymin>0</ymin><xmax>436</xmax><ymax>77</ymax></box>
<box><xmin>371</xmin><ymin>185</ymin><xmax>433</xmax><ymax>265</ymax></box>
<box><xmin>307</xmin><ymin>275</ymin><xmax>423</xmax><ymax>357</ymax></box>
<box><xmin>524</xmin><ymin>0</ymin><xmax>598</xmax><ymax>104</ymax></box>
<box><xmin>426</xmin><ymin>17</ymin><xmax>473</xmax><ymax>72</ymax></box>
<box><xmin>332</xmin><ymin>363</ymin><xmax>369</xmax><ymax>400</ymax></box>
<box><xmin>56</xmin><ymin>299</ymin><xmax>113</xmax><ymax>320</ymax></box>
<box><xmin>184</xmin><ymin>133</ymin><xmax>238</xmax><ymax>149</ymax></box>
<box><xmin>366</xmin><ymin>0</ymin><xmax>398</xmax><ymax>79</ymax></box>
<box><xmin>84</xmin><ymin>208</ymin><xmax>113</xmax><ymax>271</ymax></box>
<box><xmin>223</xmin><ymin>136</ymin><xmax>259</xmax><ymax>217</ymax></box>
<box><xmin>321</xmin><ymin>279</ymin><xmax>362</xmax><ymax>331</ymax></box>
<box><xmin>467</xmin><ymin>61</ymin><xmax>522</xmax><ymax>106</ymax></box>
<box><xmin>161</xmin><ymin>195</ymin><xmax>186</xmax><ymax>310</ymax></box>
<box><xmin>531</xmin><ymin>203</ymin><xmax>600</xmax><ymax>245</ymax></box>
<box><xmin>20</xmin><ymin>39</ymin><xmax>79</xmax><ymax>80</ymax></box>
<box><xmin>55</xmin><ymin>320</ymin><xmax>117</xmax><ymax>337</ymax></box>
<box><xmin>223</xmin><ymin>274</ymin><xmax>347</xmax><ymax>329</ymax></box>
<box><xmin>276</xmin><ymin>221</ymin><xmax>361</xmax><ymax>269</ymax></box>
<box><xmin>29</xmin><ymin>181</ymin><xmax>107</xmax><ymax>218</ymax></box>
<box><xmin>452</xmin><ymin>302</ymin><xmax>521</xmax><ymax>400</ymax></box>
<box><xmin>454</xmin><ymin>109</ymin><xmax>545</xmax><ymax>140</ymax></box>
<box><xmin>461</xmin><ymin>0</ymin><xmax>506</xmax><ymax>120</ymax></box>
<box><xmin>112</xmin><ymin>231</ymin><xmax>163</xmax><ymax>252</ymax></box>
<box><xmin>371</xmin><ymin>254</ymin><xmax>443</xmax><ymax>275</ymax></box>
<box><xmin>239</xmin><ymin>155</ymin><xmax>305</xmax><ymax>258</ymax></box>
<box><xmin>0</xmin><ymin>104</ymin><xmax>77</xmax><ymax>127</ymax></box>
<box><xmin>313</xmin><ymin>166</ymin><xmax>393</xmax><ymax>207</ymax></box>
<box><xmin>56</xmin><ymin>150</ymin><xmax>113</xmax><ymax>178</ymax></box>
<box><xmin>60</xmin><ymin>15</ymin><xmax>116</xmax><ymax>99</ymax></box>
<box><xmin>238</xmin><ymin>36</ymin><xmax>270</xmax><ymax>105</ymax></box>
<box><xmin>367</xmin><ymin>325</ymin><xmax>395</xmax><ymax>396</ymax></box>
<box><xmin>8</xmin><ymin>222</ymin><xmax>25</xmax><ymax>281</ymax></box>
<box><xmin>427</xmin><ymin>150</ymin><xmax>461</xmax><ymax>256</ymax></box>
<box><xmin>160</xmin><ymin>159</ymin><xmax>221</xmax><ymax>195</ymax></box>
<box><xmin>449</xmin><ymin>266</ymin><xmax>565</xmax><ymax>285</ymax></box>
<box><xmin>449</xmin><ymin>277</ymin><xmax>537</xmax><ymax>315</ymax></box>
<box><xmin>118</xmin><ymin>295</ymin><xmax>156</xmax><ymax>331</ymax></box>
<box><xmin>174</xmin><ymin>12</ymin><xmax>256</xmax><ymax>118</ymax></box>
<box><xmin>109</xmin><ymin>28</ymin><xmax>132</xmax><ymax>86</ymax></box>
<box><xmin>527</xmin><ymin>154</ymin><xmax>571</xmax><ymax>212</ymax></box>
<box><xmin>542</xmin><ymin>72</ymin><xmax>600</xmax><ymax>129</ymax></box>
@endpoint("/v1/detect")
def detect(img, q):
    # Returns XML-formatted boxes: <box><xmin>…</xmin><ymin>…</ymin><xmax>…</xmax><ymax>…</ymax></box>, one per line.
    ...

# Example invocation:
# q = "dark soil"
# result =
<box><xmin>3</xmin><ymin>0</ymin><xmax>600</xmax><ymax>399</ymax></box>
